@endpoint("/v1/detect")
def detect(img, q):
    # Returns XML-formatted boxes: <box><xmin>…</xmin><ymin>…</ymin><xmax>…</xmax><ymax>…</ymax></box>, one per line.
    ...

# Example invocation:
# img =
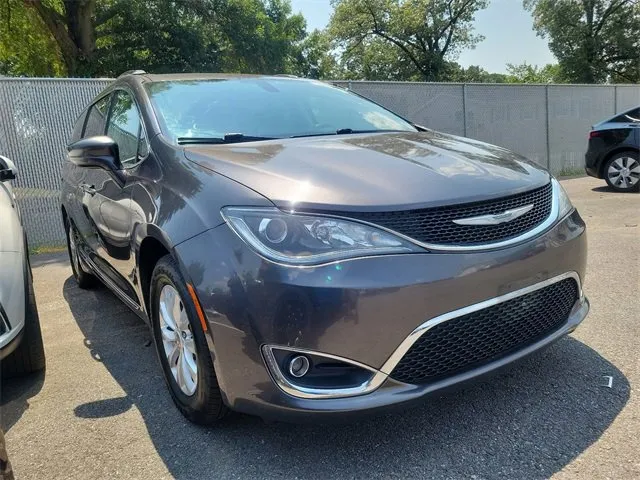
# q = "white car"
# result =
<box><xmin>0</xmin><ymin>155</ymin><xmax>45</xmax><ymax>377</ymax></box>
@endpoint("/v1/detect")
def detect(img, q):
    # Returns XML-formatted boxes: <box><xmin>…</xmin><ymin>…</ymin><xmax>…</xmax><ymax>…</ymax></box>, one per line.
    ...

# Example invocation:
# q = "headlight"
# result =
<box><xmin>221</xmin><ymin>207</ymin><xmax>422</xmax><ymax>265</ymax></box>
<box><xmin>552</xmin><ymin>178</ymin><xmax>574</xmax><ymax>219</ymax></box>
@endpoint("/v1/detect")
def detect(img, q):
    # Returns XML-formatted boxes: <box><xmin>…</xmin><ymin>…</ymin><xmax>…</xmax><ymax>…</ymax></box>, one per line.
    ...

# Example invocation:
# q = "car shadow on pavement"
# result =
<box><xmin>0</xmin><ymin>372</ymin><xmax>45</xmax><ymax>433</ymax></box>
<box><xmin>63</xmin><ymin>276</ymin><xmax>630</xmax><ymax>480</ymax></box>
<box><xmin>590</xmin><ymin>185</ymin><xmax>639</xmax><ymax>194</ymax></box>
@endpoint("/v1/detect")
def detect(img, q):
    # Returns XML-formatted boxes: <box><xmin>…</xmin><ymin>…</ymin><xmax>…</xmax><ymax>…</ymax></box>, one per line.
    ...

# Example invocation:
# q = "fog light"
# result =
<box><xmin>288</xmin><ymin>355</ymin><xmax>310</xmax><ymax>378</ymax></box>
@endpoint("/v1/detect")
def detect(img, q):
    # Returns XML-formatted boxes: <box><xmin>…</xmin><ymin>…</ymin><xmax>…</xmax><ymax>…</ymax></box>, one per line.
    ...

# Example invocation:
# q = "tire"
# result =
<box><xmin>65</xmin><ymin>219</ymin><xmax>97</xmax><ymax>289</ymax></box>
<box><xmin>150</xmin><ymin>255</ymin><xmax>229</xmax><ymax>425</ymax></box>
<box><xmin>2</xmin><ymin>268</ymin><xmax>46</xmax><ymax>378</ymax></box>
<box><xmin>603</xmin><ymin>151</ymin><xmax>640</xmax><ymax>192</ymax></box>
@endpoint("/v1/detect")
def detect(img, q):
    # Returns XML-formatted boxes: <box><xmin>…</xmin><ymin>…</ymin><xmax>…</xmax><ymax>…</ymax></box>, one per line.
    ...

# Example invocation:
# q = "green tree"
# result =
<box><xmin>0</xmin><ymin>0</ymin><xmax>64</xmax><ymax>76</ymax></box>
<box><xmin>505</xmin><ymin>62</ymin><xmax>561</xmax><ymax>83</ymax></box>
<box><xmin>20</xmin><ymin>0</ymin><xmax>98</xmax><ymax>76</ymax></box>
<box><xmin>524</xmin><ymin>0</ymin><xmax>640</xmax><ymax>83</ymax></box>
<box><xmin>446</xmin><ymin>63</ymin><xmax>509</xmax><ymax>82</ymax></box>
<box><xmin>289</xmin><ymin>29</ymin><xmax>341</xmax><ymax>79</ymax></box>
<box><xmin>328</xmin><ymin>0</ymin><xmax>490</xmax><ymax>81</ymax></box>
<box><xmin>338</xmin><ymin>37</ymin><xmax>423</xmax><ymax>80</ymax></box>
<box><xmin>1</xmin><ymin>0</ymin><xmax>308</xmax><ymax>77</ymax></box>
<box><xmin>219</xmin><ymin>0</ymin><xmax>306</xmax><ymax>74</ymax></box>
<box><xmin>94</xmin><ymin>0</ymin><xmax>226</xmax><ymax>75</ymax></box>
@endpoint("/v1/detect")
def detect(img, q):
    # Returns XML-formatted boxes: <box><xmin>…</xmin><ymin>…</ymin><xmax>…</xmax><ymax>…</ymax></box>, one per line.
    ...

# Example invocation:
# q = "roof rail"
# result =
<box><xmin>117</xmin><ymin>70</ymin><xmax>147</xmax><ymax>78</ymax></box>
<box><xmin>274</xmin><ymin>74</ymin><xmax>298</xmax><ymax>78</ymax></box>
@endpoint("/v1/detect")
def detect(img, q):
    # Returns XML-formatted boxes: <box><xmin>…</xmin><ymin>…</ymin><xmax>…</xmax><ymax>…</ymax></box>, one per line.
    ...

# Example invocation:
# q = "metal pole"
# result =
<box><xmin>545</xmin><ymin>84</ymin><xmax>551</xmax><ymax>170</ymax></box>
<box><xmin>462</xmin><ymin>84</ymin><xmax>467</xmax><ymax>137</ymax></box>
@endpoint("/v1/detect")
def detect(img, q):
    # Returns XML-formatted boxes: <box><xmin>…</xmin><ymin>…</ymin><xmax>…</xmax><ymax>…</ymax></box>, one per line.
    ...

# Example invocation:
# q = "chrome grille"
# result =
<box><xmin>390</xmin><ymin>278</ymin><xmax>579</xmax><ymax>385</ymax></box>
<box><xmin>345</xmin><ymin>182</ymin><xmax>553</xmax><ymax>247</ymax></box>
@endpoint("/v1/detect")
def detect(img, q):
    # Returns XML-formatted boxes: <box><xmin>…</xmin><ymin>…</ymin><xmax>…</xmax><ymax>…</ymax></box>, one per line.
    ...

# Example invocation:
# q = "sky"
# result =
<box><xmin>289</xmin><ymin>0</ymin><xmax>556</xmax><ymax>74</ymax></box>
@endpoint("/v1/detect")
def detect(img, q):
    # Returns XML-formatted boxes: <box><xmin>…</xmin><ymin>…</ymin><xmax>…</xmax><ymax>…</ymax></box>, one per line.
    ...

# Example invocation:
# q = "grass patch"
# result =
<box><xmin>29</xmin><ymin>244</ymin><xmax>66</xmax><ymax>256</ymax></box>
<box><xmin>556</xmin><ymin>166</ymin><xmax>586</xmax><ymax>179</ymax></box>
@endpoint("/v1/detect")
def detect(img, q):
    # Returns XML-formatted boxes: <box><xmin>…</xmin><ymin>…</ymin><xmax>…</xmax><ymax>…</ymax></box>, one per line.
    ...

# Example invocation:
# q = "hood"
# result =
<box><xmin>183</xmin><ymin>131</ymin><xmax>550</xmax><ymax>211</ymax></box>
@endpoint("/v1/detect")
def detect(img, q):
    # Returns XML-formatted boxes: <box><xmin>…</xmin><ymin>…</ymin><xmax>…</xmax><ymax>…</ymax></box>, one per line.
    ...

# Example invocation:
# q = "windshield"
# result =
<box><xmin>145</xmin><ymin>78</ymin><xmax>417</xmax><ymax>142</ymax></box>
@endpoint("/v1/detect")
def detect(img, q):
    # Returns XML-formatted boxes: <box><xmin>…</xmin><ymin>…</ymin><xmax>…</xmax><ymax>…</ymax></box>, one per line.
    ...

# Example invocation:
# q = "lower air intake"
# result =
<box><xmin>390</xmin><ymin>278</ymin><xmax>579</xmax><ymax>385</ymax></box>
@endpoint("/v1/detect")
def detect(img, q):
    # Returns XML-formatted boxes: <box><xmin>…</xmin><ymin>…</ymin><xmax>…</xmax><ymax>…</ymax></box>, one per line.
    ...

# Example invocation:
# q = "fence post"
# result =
<box><xmin>614</xmin><ymin>85</ymin><xmax>618</xmax><ymax>113</ymax></box>
<box><xmin>462</xmin><ymin>84</ymin><xmax>467</xmax><ymax>137</ymax></box>
<box><xmin>545</xmin><ymin>84</ymin><xmax>551</xmax><ymax>170</ymax></box>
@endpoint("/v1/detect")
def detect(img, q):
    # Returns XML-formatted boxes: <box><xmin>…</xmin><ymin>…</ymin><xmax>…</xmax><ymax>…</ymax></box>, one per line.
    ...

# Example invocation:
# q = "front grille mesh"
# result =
<box><xmin>346</xmin><ymin>182</ymin><xmax>553</xmax><ymax>246</ymax></box>
<box><xmin>390</xmin><ymin>278</ymin><xmax>579</xmax><ymax>385</ymax></box>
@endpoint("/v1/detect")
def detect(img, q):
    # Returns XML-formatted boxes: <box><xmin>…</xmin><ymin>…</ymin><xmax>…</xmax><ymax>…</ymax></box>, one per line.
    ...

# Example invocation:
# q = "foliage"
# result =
<box><xmin>446</xmin><ymin>63</ymin><xmax>509</xmax><ymax>82</ymax></box>
<box><xmin>505</xmin><ymin>62</ymin><xmax>561</xmax><ymax>83</ymax></box>
<box><xmin>1</xmin><ymin>0</ymin><xmax>307</xmax><ymax>77</ymax></box>
<box><xmin>524</xmin><ymin>0</ymin><xmax>640</xmax><ymax>83</ymax></box>
<box><xmin>289</xmin><ymin>29</ymin><xmax>341</xmax><ymax>79</ymax></box>
<box><xmin>0</xmin><ymin>0</ymin><xmax>64</xmax><ymax>76</ymax></box>
<box><xmin>337</xmin><ymin>37</ymin><xmax>422</xmax><ymax>80</ymax></box>
<box><xmin>214</xmin><ymin>0</ymin><xmax>307</xmax><ymax>74</ymax></box>
<box><xmin>328</xmin><ymin>0</ymin><xmax>489</xmax><ymax>81</ymax></box>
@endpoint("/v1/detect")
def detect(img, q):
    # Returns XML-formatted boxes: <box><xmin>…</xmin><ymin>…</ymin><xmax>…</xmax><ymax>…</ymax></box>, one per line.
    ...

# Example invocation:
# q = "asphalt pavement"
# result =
<box><xmin>1</xmin><ymin>176</ymin><xmax>639</xmax><ymax>479</ymax></box>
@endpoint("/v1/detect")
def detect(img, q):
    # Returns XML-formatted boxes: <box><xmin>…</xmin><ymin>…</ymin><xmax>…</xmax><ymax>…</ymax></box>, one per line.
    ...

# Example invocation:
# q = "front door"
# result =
<box><xmin>91</xmin><ymin>89</ymin><xmax>149</xmax><ymax>306</ymax></box>
<box><xmin>72</xmin><ymin>94</ymin><xmax>112</xmax><ymax>261</ymax></box>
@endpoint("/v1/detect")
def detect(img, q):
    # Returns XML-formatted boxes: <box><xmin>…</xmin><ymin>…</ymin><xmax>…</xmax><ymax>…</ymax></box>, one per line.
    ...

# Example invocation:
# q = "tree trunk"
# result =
<box><xmin>24</xmin><ymin>0</ymin><xmax>96</xmax><ymax>76</ymax></box>
<box><xmin>64</xmin><ymin>0</ymin><xmax>95</xmax><ymax>61</ymax></box>
<box><xmin>582</xmin><ymin>0</ymin><xmax>597</xmax><ymax>83</ymax></box>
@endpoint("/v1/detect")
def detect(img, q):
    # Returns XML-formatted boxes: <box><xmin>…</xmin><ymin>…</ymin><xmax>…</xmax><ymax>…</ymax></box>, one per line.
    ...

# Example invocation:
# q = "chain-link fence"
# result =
<box><xmin>0</xmin><ymin>78</ymin><xmax>111</xmax><ymax>246</ymax></box>
<box><xmin>1</xmin><ymin>78</ymin><xmax>638</xmax><ymax>247</ymax></box>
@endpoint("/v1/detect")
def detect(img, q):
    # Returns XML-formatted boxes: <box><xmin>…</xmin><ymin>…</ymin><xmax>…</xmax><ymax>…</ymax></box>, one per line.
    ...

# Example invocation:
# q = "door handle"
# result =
<box><xmin>80</xmin><ymin>183</ymin><xmax>97</xmax><ymax>196</ymax></box>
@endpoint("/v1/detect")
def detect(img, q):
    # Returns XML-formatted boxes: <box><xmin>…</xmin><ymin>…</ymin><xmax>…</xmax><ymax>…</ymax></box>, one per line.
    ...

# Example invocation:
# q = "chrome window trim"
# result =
<box><xmin>263</xmin><ymin>271</ymin><xmax>582</xmax><ymax>399</ymax></box>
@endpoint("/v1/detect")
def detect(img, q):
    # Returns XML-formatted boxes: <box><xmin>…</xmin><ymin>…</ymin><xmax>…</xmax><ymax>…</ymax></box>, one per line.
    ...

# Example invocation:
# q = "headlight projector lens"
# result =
<box><xmin>259</xmin><ymin>218</ymin><xmax>288</xmax><ymax>244</ymax></box>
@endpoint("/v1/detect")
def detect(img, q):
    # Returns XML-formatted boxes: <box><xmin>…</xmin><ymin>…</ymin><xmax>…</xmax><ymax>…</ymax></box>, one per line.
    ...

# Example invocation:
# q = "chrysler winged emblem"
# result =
<box><xmin>452</xmin><ymin>204</ymin><xmax>534</xmax><ymax>226</ymax></box>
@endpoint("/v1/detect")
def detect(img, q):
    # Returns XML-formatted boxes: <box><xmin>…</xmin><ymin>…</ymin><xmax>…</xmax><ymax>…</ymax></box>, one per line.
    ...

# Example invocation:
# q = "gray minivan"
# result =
<box><xmin>60</xmin><ymin>72</ymin><xmax>589</xmax><ymax>424</ymax></box>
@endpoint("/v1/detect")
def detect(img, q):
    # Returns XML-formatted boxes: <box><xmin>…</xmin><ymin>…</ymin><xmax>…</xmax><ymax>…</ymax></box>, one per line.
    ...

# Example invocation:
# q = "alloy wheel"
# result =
<box><xmin>607</xmin><ymin>156</ymin><xmax>640</xmax><ymax>189</ymax></box>
<box><xmin>158</xmin><ymin>284</ymin><xmax>198</xmax><ymax>396</ymax></box>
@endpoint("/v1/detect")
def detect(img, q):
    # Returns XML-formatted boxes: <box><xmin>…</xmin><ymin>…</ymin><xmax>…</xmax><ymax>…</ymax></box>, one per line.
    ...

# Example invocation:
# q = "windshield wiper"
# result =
<box><xmin>290</xmin><ymin>129</ymin><xmax>405</xmax><ymax>139</ymax></box>
<box><xmin>177</xmin><ymin>133</ymin><xmax>276</xmax><ymax>145</ymax></box>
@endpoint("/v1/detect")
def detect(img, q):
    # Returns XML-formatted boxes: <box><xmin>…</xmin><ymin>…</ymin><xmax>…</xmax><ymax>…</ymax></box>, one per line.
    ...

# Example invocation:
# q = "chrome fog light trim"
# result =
<box><xmin>261</xmin><ymin>345</ymin><xmax>388</xmax><ymax>399</ymax></box>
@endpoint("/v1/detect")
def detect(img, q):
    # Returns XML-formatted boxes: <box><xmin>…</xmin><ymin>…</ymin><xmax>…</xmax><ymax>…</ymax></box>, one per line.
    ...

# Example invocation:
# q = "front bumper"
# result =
<box><xmin>175</xmin><ymin>209</ymin><xmax>588</xmax><ymax>421</ymax></box>
<box><xmin>0</xmin><ymin>251</ymin><xmax>26</xmax><ymax>356</ymax></box>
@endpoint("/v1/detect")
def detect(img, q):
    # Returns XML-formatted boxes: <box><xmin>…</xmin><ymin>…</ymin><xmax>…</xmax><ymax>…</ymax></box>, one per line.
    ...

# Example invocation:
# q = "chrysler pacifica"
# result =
<box><xmin>60</xmin><ymin>72</ymin><xmax>589</xmax><ymax>424</ymax></box>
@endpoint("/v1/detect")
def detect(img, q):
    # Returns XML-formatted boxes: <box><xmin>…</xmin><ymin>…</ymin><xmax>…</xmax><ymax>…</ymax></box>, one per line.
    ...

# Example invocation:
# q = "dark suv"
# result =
<box><xmin>585</xmin><ymin>106</ymin><xmax>640</xmax><ymax>192</ymax></box>
<box><xmin>60</xmin><ymin>72</ymin><xmax>589</xmax><ymax>424</ymax></box>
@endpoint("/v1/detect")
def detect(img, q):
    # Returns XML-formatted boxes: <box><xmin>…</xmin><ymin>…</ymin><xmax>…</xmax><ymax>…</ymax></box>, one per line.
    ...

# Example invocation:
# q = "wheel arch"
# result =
<box><xmin>598</xmin><ymin>146</ymin><xmax>640</xmax><ymax>178</ymax></box>
<box><xmin>135</xmin><ymin>224</ymin><xmax>174</xmax><ymax>316</ymax></box>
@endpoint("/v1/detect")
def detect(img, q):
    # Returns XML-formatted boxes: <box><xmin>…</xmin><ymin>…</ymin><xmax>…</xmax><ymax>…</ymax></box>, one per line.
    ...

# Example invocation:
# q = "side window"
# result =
<box><xmin>107</xmin><ymin>90</ymin><xmax>145</xmax><ymax>168</ymax></box>
<box><xmin>83</xmin><ymin>95</ymin><xmax>111</xmax><ymax>138</ymax></box>
<box><xmin>613</xmin><ymin>108</ymin><xmax>640</xmax><ymax>123</ymax></box>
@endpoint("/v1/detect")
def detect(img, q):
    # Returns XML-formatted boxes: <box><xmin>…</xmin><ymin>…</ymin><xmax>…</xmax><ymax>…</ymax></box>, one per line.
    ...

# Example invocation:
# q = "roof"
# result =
<box><xmin>131</xmin><ymin>72</ymin><xmax>303</xmax><ymax>83</ymax></box>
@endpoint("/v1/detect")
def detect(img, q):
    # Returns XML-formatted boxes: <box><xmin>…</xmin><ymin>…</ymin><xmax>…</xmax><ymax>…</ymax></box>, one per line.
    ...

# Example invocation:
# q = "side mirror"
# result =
<box><xmin>0</xmin><ymin>155</ymin><xmax>17</xmax><ymax>181</ymax></box>
<box><xmin>67</xmin><ymin>136</ymin><xmax>125</xmax><ymax>184</ymax></box>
